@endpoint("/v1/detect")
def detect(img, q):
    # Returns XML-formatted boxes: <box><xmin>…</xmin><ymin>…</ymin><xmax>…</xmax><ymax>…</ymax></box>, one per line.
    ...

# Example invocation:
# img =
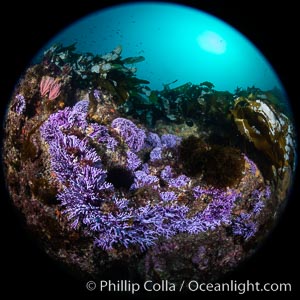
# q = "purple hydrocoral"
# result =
<box><xmin>131</xmin><ymin>170</ymin><xmax>159</xmax><ymax>189</ymax></box>
<box><xmin>68</xmin><ymin>100</ymin><xmax>89</xmax><ymax>129</ymax></box>
<box><xmin>44</xmin><ymin>114</ymin><xmax>192</xmax><ymax>250</ymax></box>
<box><xmin>93</xmin><ymin>201</ymin><xmax>189</xmax><ymax>251</ymax></box>
<box><xmin>202</xmin><ymin>190</ymin><xmax>238</xmax><ymax>227</ymax></box>
<box><xmin>160</xmin><ymin>191</ymin><xmax>177</xmax><ymax>202</ymax></box>
<box><xmin>15</xmin><ymin>94</ymin><xmax>26</xmax><ymax>115</ymax></box>
<box><xmin>127</xmin><ymin>151</ymin><xmax>141</xmax><ymax>171</ymax></box>
<box><xmin>146</xmin><ymin>133</ymin><xmax>180</xmax><ymax>163</ymax></box>
<box><xmin>244</xmin><ymin>155</ymin><xmax>257</xmax><ymax>175</ymax></box>
<box><xmin>160</xmin><ymin>165</ymin><xmax>173</xmax><ymax>181</ymax></box>
<box><xmin>111</xmin><ymin>117</ymin><xmax>146</xmax><ymax>152</ymax></box>
<box><xmin>150</xmin><ymin>147</ymin><xmax>162</xmax><ymax>162</ymax></box>
<box><xmin>187</xmin><ymin>189</ymin><xmax>239</xmax><ymax>233</ymax></box>
<box><xmin>232</xmin><ymin>213</ymin><xmax>257</xmax><ymax>240</ymax></box>
<box><xmin>93</xmin><ymin>89</ymin><xmax>102</xmax><ymax>101</ymax></box>
<box><xmin>193</xmin><ymin>186</ymin><xmax>207</xmax><ymax>199</ymax></box>
<box><xmin>160</xmin><ymin>165</ymin><xmax>190</xmax><ymax>188</ymax></box>
<box><xmin>48</xmin><ymin>134</ymin><xmax>100</xmax><ymax>183</ymax></box>
<box><xmin>250</xmin><ymin>186</ymin><xmax>270</xmax><ymax>215</ymax></box>
<box><xmin>41</xmin><ymin>103</ymin><xmax>193</xmax><ymax>251</ymax></box>
<box><xmin>40</xmin><ymin>100</ymin><xmax>89</xmax><ymax>143</ymax></box>
<box><xmin>87</xmin><ymin>123</ymin><xmax>109</xmax><ymax>140</ymax></box>
<box><xmin>169</xmin><ymin>174</ymin><xmax>190</xmax><ymax>188</ymax></box>
<box><xmin>88</xmin><ymin>123</ymin><xmax>118</xmax><ymax>151</ymax></box>
<box><xmin>251</xmin><ymin>186</ymin><xmax>271</xmax><ymax>201</ymax></box>
<box><xmin>146</xmin><ymin>132</ymin><xmax>162</xmax><ymax>148</ymax></box>
<box><xmin>40</xmin><ymin>100</ymin><xmax>252</xmax><ymax>252</ymax></box>
<box><xmin>264</xmin><ymin>185</ymin><xmax>271</xmax><ymax>199</ymax></box>
<box><xmin>106</xmin><ymin>137</ymin><xmax>118</xmax><ymax>150</ymax></box>
<box><xmin>253</xmin><ymin>200</ymin><xmax>265</xmax><ymax>215</ymax></box>
<box><xmin>40</xmin><ymin>102</ymin><xmax>114</xmax><ymax>227</ymax></box>
<box><xmin>141</xmin><ymin>163</ymin><xmax>150</xmax><ymax>174</ymax></box>
<box><xmin>161</xmin><ymin>134</ymin><xmax>181</xmax><ymax>148</ymax></box>
<box><xmin>59</xmin><ymin>166</ymin><xmax>113</xmax><ymax>228</ymax></box>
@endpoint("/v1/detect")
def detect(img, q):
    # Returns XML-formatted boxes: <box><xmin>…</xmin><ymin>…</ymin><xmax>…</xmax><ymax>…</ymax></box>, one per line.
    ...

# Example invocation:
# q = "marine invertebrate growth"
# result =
<box><xmin>111</xmin><ymin>118</ymin><xmax>146</xmax><ymax>152</ymax></box>
<box><xmin>40</xmin><ymin>76</ymin><xmax>62</xmax><ymax>100</ymax></box>
<box><xmin>39</xmin><ymin>99</ymin><xmax>262</xmax><ymax>252</ymax></box>
<box><xmin>4</xmin><ymin>40</ymin><xmax>293</xmax><ymax>283</ymax></box>
<box><xmin>14</xmin><ymin>94</ymin><xmax>26</xmax><ymax>115</ymax></box>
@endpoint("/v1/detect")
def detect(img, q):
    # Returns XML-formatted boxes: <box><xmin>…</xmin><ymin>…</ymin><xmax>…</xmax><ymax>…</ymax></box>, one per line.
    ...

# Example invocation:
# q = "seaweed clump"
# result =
<box><xmin>203</xmin><ymin>145</ymin><xmax>244</xmax><ymax>188</ymax></box>
<box><xmin>179</xmin><ymin>135</ymin><xmax>208</xmax><ymax>176</ymax></box>
<box><xmin>180</xmin><ymin>136</ymin><xmax>244</xmax><ymax>188</ymax></box>
<box><xmin>231</xmin><ymin>97</ymin><xmax>295</xmax><ymax>179</ymax></box>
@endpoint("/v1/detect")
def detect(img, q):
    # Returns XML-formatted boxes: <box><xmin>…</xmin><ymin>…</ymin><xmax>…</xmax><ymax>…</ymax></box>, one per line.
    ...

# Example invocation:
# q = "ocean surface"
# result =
<box><xmin>36</xmin><ymin>2</ymin><xmax>283</xmax><ymax>93</ymax></box>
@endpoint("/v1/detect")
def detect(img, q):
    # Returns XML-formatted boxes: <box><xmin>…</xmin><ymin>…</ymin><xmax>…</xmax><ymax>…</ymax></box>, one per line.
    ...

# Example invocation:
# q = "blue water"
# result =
<box><xmin>38</xmin><ymin>2</ymin><xmax>283</xmax><ymax>93</ymax></box>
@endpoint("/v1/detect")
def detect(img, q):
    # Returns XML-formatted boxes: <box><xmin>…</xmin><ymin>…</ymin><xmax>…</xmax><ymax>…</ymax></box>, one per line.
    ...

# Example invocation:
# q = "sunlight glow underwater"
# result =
<box><xmin>197</xmin><ymin>31</ymin><xmax>227</xmax><ymax>54</ymax></box>
<box><xmin>39</xmin><ymin>2</ymin><xmax>283</xmax><ymax>92</ymax></box>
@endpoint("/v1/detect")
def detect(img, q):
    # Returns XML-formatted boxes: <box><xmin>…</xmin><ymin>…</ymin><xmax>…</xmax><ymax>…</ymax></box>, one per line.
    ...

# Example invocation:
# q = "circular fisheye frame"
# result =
<box><xmin>3</xmin><ymin>2</ymin><xmax>296</xmax><ymax>284</ymax></box>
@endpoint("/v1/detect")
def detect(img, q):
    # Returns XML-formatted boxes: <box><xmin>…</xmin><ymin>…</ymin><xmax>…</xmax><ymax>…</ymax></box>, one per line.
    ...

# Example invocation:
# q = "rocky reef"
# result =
<box><xmin>3</xmin><ymin>44</ymin><xmax>296</xmax><ymax>283</ymax></box>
